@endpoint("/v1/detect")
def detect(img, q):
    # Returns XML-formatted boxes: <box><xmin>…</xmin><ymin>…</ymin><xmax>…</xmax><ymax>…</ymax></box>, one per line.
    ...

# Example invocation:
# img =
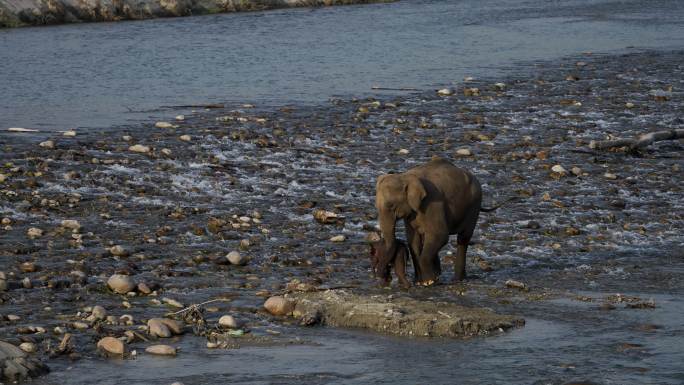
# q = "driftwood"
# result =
<box><xmin>589</xmin><ymin>129</ymin><xmax>684</xmax><ymax>150</ymax></box>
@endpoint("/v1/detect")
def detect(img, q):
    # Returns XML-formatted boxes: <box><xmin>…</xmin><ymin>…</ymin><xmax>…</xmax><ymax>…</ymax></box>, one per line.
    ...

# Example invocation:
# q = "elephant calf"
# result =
<box><xmin>369</xmin><ymin>239</ymin><xmax>411</xmax><ymax>289</ymax></box>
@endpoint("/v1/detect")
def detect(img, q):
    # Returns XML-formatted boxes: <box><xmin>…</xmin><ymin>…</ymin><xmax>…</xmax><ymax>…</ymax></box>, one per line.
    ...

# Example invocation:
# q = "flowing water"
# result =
<box><xmin>1</xmin><ymin>0</ymin><xmax>683</xmax><ymax>132</ymax></box>
<box><xmin>1</xmin><ymin>1</ymin><xmax>683</xmax><ymax>385</ymax></box>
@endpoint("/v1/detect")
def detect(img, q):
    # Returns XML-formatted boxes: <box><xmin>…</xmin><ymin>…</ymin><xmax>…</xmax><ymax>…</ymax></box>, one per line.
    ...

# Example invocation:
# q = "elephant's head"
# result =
<box><xmin>374</xmin><ymin>173</ymin><xmax>426</xmax><ymax>267</ymax></box>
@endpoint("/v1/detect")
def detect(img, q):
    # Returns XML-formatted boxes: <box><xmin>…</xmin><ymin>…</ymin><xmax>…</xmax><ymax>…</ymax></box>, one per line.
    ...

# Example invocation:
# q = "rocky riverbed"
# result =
<box><xmin>1</xmin><ymin>50</ymin><xmax>683</xmax><ymax>384</ymax></box>
<box><xmin>0</xmin><ymin>0</ymin><xmax>393</xmax><ymax>28</ymax></box>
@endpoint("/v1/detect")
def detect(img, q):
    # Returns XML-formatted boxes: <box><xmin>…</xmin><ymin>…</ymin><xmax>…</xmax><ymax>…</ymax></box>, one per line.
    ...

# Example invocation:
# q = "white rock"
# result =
<box><xmin>39</xmin><ymin>140</ymin><xmax>55</xmax><ymax>149</ymax></box>
<box><xmin>155</xmin><ymin>121</ymin><xmax>174</xmax><ymax>129</ymax></box>
<box><xmin>161</xmin><ymin>148</ymin><xmax>172</xmax><ymax>156</ymax></box>
<box><xmin>107</xmin><ymin>274</ymin><xmax>135</xmax><ymax>294</ymax></box>
<box><xmin>27</xmin><ymin>227</ymin><xmax>43</xmax><ymax>239</ymax></box>
<box><xmin>0</xmin><ymin>174</ymin><xmax>6</xmax><ymax>183</ymax></box>
<box><xmin>63</xmin><ymin>130</ymin><xmax>76</xmax><ymax>137</ymax></box>
<box><xmin>145</xmin><ymin>344</ymin><xmax>176</xmax><ymax>356</ymax></box>
<box><xmin>437</xmin><ymin>88</ymin><xmax>454</xmax><ymax>96</ymax></box>
<box><xmin>19</xmin><ymin>342</ymin><xmax>37</xmax><ymax>353</ymax></box>
<box><xmin>175</xmin><ymin>115</ymin><xmax>185</xmax><ymax>121</ymax></box>
<box><xmin>226</xmin><ymin>251</ymin><xmax>248</xmax><ymax>266</ymax></box>
<box><xmin>7</xmin><ymin>127</ymin><xmax>39</xmax><ymax>132</ymax></box>
<box><xmin>122</xmin><ymin>135</ymin><xmax>132</xmax><ymax>141</ymax></box>
<box><xmin>551</xmin><ymin>165</ymin><xmax>567</xmax><ymax>174</ymax></box>
<box><xmin>330</xmin><ymin>235</ymin><xmax>346</xmax><ymax>242</ymax></box>
<box><xmin>604</xmin><ymin>172</ymin><xmax>618</xmax><ymax>180</ymax></box>
<box><xmin>218</xmin><ymin>315</ymin><xmax>240</xmax><ymax>329</ymax></box>
<box><xmin>625</xmin><ymin>102</ymin><xmax>635</xmax><ymax>108</ymax></box>
<box><xmin>571</xmin><ymin>167</ymin><xmax>582</xmax><ymax>176</ymax></box>
<box><xmin>162</xmin><ymin>298</ymin><xmax>184</xmax><ymax>308</ymax></box>
<box><xmin>397</xmin><ymin>148</ymin><xmax>409</xmax><ymax>155</ymax></box>
<box><xmin>7</xmin><ymin>314</ymin><xmax>20</xmax><ymax>321</ymax></box>
<box><xmin>179</xmin><ymin>135</ymin><xmax>192</xmax><ymax>142</ymax></box>
<box><xmin>494</xmin><ymin>82</ymin><xmax>506</xmax><ymax>90</ymax></box>
<box><xmin>455</xmin><ymin>148</ymin><xmax>472</xmax><ymax>156</ymax></box>
<box><xmin>463</xmin><ymin>76</ymin><xmax>475</xmax><ymax>82</ymax></box>
<box><xmin>129</xmin><ymin>144</ymin><xmax>151</xmax><ymax>153</ymax></box>
<box><xmin>1</xmin><ymin>218</ymin><xmax>10</xmax><ymax>225</ymax></box>
<box><xmin>61</xmin><ymin>220</ymin><xmax>81</xmax><ymax>231</ymax></box>
<box><xmin>0</xmin><ymin>272</ymin><xmax>7</xmax><ymax>292</ymax></box>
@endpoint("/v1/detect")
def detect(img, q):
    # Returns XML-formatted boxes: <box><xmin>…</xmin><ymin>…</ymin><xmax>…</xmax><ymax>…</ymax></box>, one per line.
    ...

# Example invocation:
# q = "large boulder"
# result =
<box><xmin>0</xmin><ymin>340</ymin><xmax>49</xmax><ymax>382</ymax></box>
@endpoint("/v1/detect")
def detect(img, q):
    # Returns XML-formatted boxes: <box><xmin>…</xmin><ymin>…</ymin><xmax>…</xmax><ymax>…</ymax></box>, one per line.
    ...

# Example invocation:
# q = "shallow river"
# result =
<box><xmin>1</xmin><ymin>1</ymin><xmax>683</xmax><ymax>385</ymax></box>
<box><xmin>1</xmin><ymin>0</ymin><xmax>684</xmax><ymax>131</ymax></box>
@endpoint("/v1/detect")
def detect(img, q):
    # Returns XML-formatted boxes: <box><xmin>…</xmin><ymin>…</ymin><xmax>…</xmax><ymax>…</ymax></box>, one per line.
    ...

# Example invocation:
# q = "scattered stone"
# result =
<box><xmin>19</xmin><ymin>262</ymin><xmax>38</xmax><ymax>273</ymax></box>
<box><xmin>137</xmin><ymin>282</ymin><xmax>152</xmax><ymax>294</ymax></box>
<box><xmin>147</xmin><ymin>319</ymin><xmax>171</xmax><ymax>338</ymax></box>
<box><xmin>61</xmin><ymin>219</ymin><xmax>81</xmax><ymax>231</ymax></box>
<box><xmin>455</xmin><ymin>148</ymin><xmax>472</xmax><ymax>156</ymax></box>
<box><xmin>625</xmin><ymin>102</ymin><xmax>635</xmax><ymax>108</ymax></box>
<box><xmin>107</xmin><ymin>274</ymin><xmax>135</xmax><ymax>294</ymax></box>
<box><xmin>312</xmin><ymin>209</ymin><xmax>345</xmax><ymax>225</ymax></box>
<box><xmin>19</xmin><ymin>342</ymin><xmax>36</xmax><ymax>353</ymax></box>
<box><xmin>551</xmin><ymin>165</ymin><xmax>567</xmax><ymax>175</ymax></box>
<box><xmin>26</xmin><ymin>227</ymin><xmax>43</xmax><ymax>239</ymax></box>
<box><xmin>63</xmin><ymin>130</ymin><xmax>76</xmax><ymax>137</ymax></box>
<box><xmin>39</xmin><ymin>140</ymin><xmax>55</xmax><ymax>149</ymax></box>
<box><xmin>122</xmin><ymin>135</ymin><xmax>132</xmax><ymax>141</ymax></box>
<box><xmin>91</xmin><ymin>305</ymin><xmax>107</xmax><ymax>320</ymax></box>
<box><xmin>478</xmin><ymin>260</ymin><xmax>493</xmax><ymax>272</ymax></box>
<box><xmin>7</xmin><ymin>315</ymin><xmax>20</xmax><ymax>322</ymax></box>
<box><xmin>129</xmin><ymin>144</ymin><xmax>151</xmax><ymax>153</ymax></box>
<box><xmin>72</xmin><ymin>322</ymin><xmax>89</xmax><ymax>330</ymax></box>
<box><xmin>179</xmin><ymin>135</ymin><xmax>192</xmax><ymax>142</ymax></box>
<box><xmin>175</xmin><ymin>115</ymin><xmax>185</xmax><ymax>121</ymax></box>
<box><xmin>226</xmin><ymin>251</ymin><xmax>248</xmax><ymax>266</ymax></box>
<box><xmin>505</xmin><ymin>279</ymin><xmax>528</xmax><ymax>290</ymax></box>
<box><xmin>463</xmin><ymin>87</ymin><xmax>480</xmax><ymax>96</ymax></box>
<box><xmin>7</xmin><ymin>127</ymin><xmax>39</xmax><ymax>132</ymax></box>
<box><xmin>218</xmin><ymin>315</ymin><xmax>240</xmax><ymax>329</ymax></box>
<box><xmin>0</xmin><ymin>174</ymin><xmax>6</xmax><ymax>183</ymax></box>
<box><xmin>97</xmin><ymin>337</ymin><xmax>124</xmax><ymax>356</ymax></box>
<box><xmin>109</xmin><ymin>245</ymin><xmax>129</xmax><ymax>257</ymax></box>
<box><xmin>155</xmin><ymin>121</ymin><xmax>174</xmax><ymax>129</ymax></box>
<box><xmin>437</xmin><ymin>88</ymin><xmax>454</xmax><ymax>96</ymax></box>
<box><xmin>264</xmin><ymin>296</ymin><xmax>295</xmax><ymax>316</ymax></box>
<box><xmin>493</xmin><ymin>82</ymin><xmax>506</xmax><ymax>90</ymax></box>
<box><xmin>1</xmin><ymin>218</ymin><xmax>10</xmax><ymax>225</ymax></box>
<box><xmin>161</xmin><ymin>148</ymin><xmax>172</xmax><ymax>156</ymax></box>
<box><xmin>148</xmin><ymin>318</ymin><xmax>183</xmax><ymax>337</ymax></box>
<box><xmin>145</xmin><ymin>344</ymin><xmax>176</xmax><ymax>356</ymax></box>
<box><xmin>162</xmin><ymin>298</ymin><xmax>184</xmax><ymax>308</ymax></box>
<box><xmin>604</xmin><ymin>172</ymin><xmax>618</xmax><ymax>180</ymax></box>
<box><xmin>397</xmin><ymin>148</ymin><xmax>409</xmax><ymax>155</ymax></box>
<box><xmin>0</xmin><ymin>272</ymin><xmax>8</xmax><ymax>291</ymax></box>
<box><xmin>330</xmin><ymin>235</ymin><xmax>346</xmax><ymax>242</ymax></box>
<box><xmin>571</xmin><ymin>167</ymin><xmax>582</xmax><ymax>176</ymax></box>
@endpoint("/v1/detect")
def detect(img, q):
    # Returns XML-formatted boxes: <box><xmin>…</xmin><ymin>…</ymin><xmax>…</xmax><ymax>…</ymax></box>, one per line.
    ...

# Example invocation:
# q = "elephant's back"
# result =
<box><xmin>409</xmin><ymin>157</ymin><xmax>481</xmax><ymax>196</ymax></box>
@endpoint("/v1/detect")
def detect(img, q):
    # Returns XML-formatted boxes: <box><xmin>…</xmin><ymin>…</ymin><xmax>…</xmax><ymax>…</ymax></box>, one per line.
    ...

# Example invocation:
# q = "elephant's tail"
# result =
<box><xmin>480</xmin><ymin>197</ymin><xmax>518</xmax><ymax>212</ymax></box>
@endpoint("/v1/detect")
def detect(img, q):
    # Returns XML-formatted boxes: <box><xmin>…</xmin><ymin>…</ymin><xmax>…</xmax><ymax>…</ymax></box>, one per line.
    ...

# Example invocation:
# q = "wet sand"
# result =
<box><xmin>1</xmin><ymin>49</ymin><xmax>683</xmax><ymax>384</ymax></box>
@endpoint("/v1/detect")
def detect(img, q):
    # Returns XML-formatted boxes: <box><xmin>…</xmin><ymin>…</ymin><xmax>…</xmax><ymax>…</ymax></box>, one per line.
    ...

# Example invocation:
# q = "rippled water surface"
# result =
<box><xmin>1</xmin><ymin>0</ymin><xmax>684</xmax><ymax>131</ymax></box>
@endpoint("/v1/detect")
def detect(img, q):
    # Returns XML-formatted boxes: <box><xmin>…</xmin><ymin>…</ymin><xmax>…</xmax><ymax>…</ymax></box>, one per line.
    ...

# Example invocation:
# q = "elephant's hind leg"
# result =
<box><xmin>453</xmin><ymin>236</ymin><xmax>470</xmax><ymax>281</ymax></box>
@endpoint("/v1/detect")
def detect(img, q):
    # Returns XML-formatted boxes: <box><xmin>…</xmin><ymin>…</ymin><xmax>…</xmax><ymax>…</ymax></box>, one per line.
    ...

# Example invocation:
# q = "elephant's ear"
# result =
<box><xmin>405</xmin><ymin>175</ymin><xmax>426</xmax><ymax>212</ymax></box>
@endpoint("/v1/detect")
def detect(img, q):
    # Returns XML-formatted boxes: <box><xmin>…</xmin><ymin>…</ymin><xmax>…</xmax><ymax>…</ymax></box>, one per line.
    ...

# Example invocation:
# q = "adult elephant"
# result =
<box><xmin>375</xmin><ymin>157</ymin><xmax>487</xmax><ymax>284</ymax></box>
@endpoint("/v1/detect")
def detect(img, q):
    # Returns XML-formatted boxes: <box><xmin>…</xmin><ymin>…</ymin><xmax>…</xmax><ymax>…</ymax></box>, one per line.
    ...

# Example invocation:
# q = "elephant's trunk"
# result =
<box><xmin>377</xmin><ymin>211</ymin><xmax>397</xmax><ymax>275</ymax></box>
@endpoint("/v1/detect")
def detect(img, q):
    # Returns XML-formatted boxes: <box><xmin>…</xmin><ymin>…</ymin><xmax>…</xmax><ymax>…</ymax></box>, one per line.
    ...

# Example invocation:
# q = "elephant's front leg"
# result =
<box><xmin>417</xmin><ymin>233</ymin><xmax>447</xmax><ymax>285</ymax></box>
<box><xmin>454</xmin><ymin>236</ymin><xmax>470</xmax><ymax>281</ymax></box>
<box><xmin>404</xmin><ymin>220</ymin><xmax>423</xmax><ymax>282</ymax></box>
